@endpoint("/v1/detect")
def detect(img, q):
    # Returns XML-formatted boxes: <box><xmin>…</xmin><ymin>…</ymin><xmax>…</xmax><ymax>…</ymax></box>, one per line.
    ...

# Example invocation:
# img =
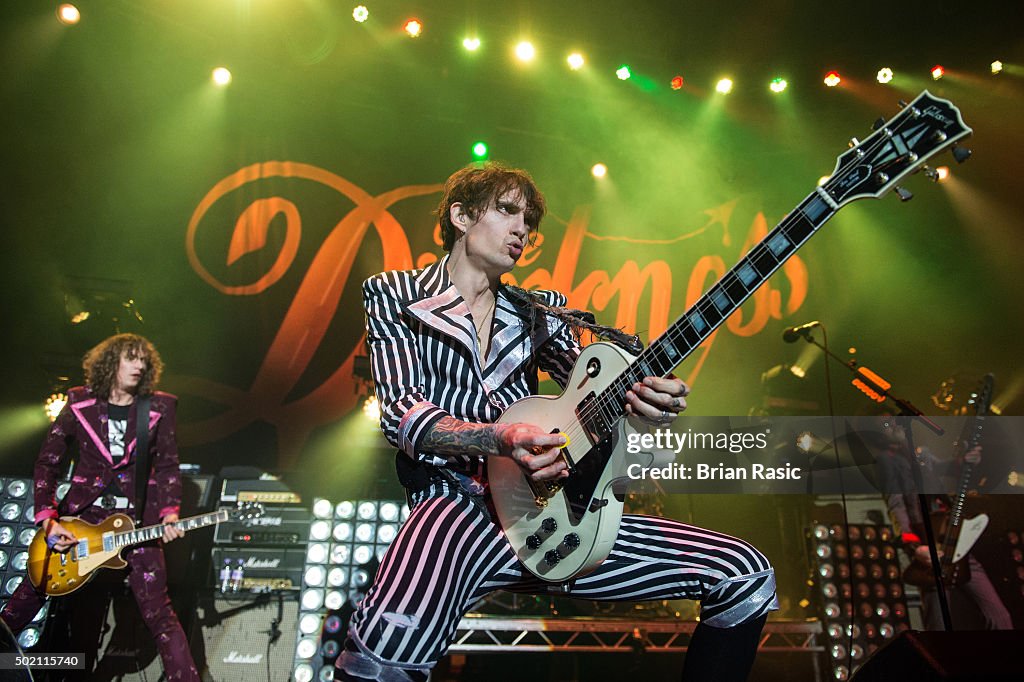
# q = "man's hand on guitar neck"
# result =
<box><xmin>961</xmin><ymin>444</ymin><xmax>982</xmax><ymax>466</ymax></box>
<box><xmin>162</xmin><ymin>514</ymin><xmax>185</xmax><ymax>543</ymax></box>
<box><xmin>625</xmin><ymin>376</ymin><xmax>690</xmax><ymax>425</ymax></box>
<box><xmin>44</xmin><ymin>520</ymin><xmax>77</xmax><ymax>553</ymax></box>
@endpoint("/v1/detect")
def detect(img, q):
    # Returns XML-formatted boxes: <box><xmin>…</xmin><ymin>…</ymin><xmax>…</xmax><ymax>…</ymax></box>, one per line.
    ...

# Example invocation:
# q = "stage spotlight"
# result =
<box><xmin>935</xmin><ymin>166</ymin><xmax>950</xmax><ymax>181</ymax></box>
<box><xmin>991</xmin><ymin>60</ymin><xmax>1003</xmax><ymax>74</ymax></box>
<box><xmin>515</xmin><ymin>41</ymin><xmax>536</xmax><ymax>62</ymax></box>
<box><xmin>591</xmin><ymin>163</ymin><xmax>607</xmax><ymax>179</ymax></box>
<box><xmin>211</xmin><ymin>67</ymin><xmax>232</xmax><ymax>87</ymax></box>
<box><xmin>44</xmin><ymin>392</ymin><xmax>67</xmax><ymax>422</ymax></box>
<box><xmin>309</xmin><ymin>520</ymin><xmax>331</xmax><ymax>542</ymax></box>
<box><xmin>379</xmin><ymin>502</ymin><xmax>400</xmax><ymax>522</ymax></box>
<box><xmin>294</xmin><ymin>664</ymin><xmax>314</xmax><ymax>682</ymax></box>
<box><xmin>362</xmin><ymin>395</ymin><xmax>380</xmax><ymax>422</ymax></box>
<box><xmin>670</xmin><ymin>75</ymin><xmax>684</xmax><ymax>90</ymax></box>
<box><xmin>462</xmin><ymin>37</ymin><xmax>480</xmax><ymax>51</ymax></box>
<box><xmin>335</xmin><ymin>501</ymin><xmax>355</xmax><ymax>519</ymax></box>
<box><xmin>301</xmin><ymin>588</ymin><xmax>325</xmax><ymax>611</ymax></box>
<box><xmin>931</xmin><ymin>64</ymin><xmax>945</xmax><ymax>80</ymax></box>
<box><xmin>56</xmin><ymin>4</ymin><xmax>80</xmax><ymax>25</ymax></box>
<box><xmin>312</xmin><ymin>498</ymin><xmax>333</xmax><ymax>519</ymax></box>
<box><xmin>567</xmin><ymin>53</ymin><xmax>585</xmax><ymax>70</ymax></box>
<box><xmin>790</xmin><ymin>365</ymin><xmax>806</xmax><ymax>379</ymax></box>
<box><xmin>876</xmin><ymin>68</ymin><xmax>894</xmax><ymax>84</ymax></box>
<box><xmin>357</xmin><ymin>501</ymin><xmax>379</xmax><ymax>520</ymax></box>
<box><xmin>616</xmin><ymin>65</ymin><xmax>632</xmax><ymax>81</ymax></box>
<box><xmin>403</xmin><ymin>19</ymin><xmax>422</xmax><ymax>38</ymax></box>
<box><xmin>352</xmin><ymin>6</ymin><xmax>369</xmax><ymax>23</ymax></box>
<box><xmin>307</xmin><ymin>542</ymin><xmax>328</xmax><ymax>564</ymax></box>
<box><xmin>333</xmin><ymin>522</ymin><xmax>352</xmax><ymax>542</ymax></box>
<box><xmin>769</xmin><ymin>77</ymin><xmax>788</xmax><ymax>93</ymax></box>
<box><xmin>715</xmin><ymin>78</ymin><xmax>733</xmax><ymax>94</ymax></box>
<box><xmin>823</xmin><ymin>71</ymin><xmax>841</xmax><ymax>87</ymax></box>
<box><xmin>299</xmin><ymin>614</ymin><xmax>323</xmax><ymax>636</ymax></box>
<box><xmin>471</xmin><ymin>141</ymin><xmax>488</xmax><ymax>160</ymax></box>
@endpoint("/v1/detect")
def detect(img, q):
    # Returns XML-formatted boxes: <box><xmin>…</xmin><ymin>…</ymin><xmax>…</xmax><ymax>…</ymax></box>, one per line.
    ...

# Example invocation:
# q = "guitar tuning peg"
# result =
<box><xmin>898</xmin><ymin>99</ymin><xmax>908</xmax><ymax>109</ymax></box>
<box><xmin>849</xmin><ymin>137</ymin><xmax>860</xmax><ymax>148</ymax></box>
<box><xmin>872</xmin><ymin>117</ymin><xmax>886</xmax><ymax>131</ymax></box>
<box><xmin>952</xmin><ymin>145</ymin><xmax>972</xmax><ymax>164</ymax></box>
<box><xmin>894</xmin><ymin>186</ymin><xmax>914</xmax><ymax>202</ymax></box>
<box><xmin>922</xmin><ymin>166</ymin><xmax>940</xmax><ymax>182</ymax></box>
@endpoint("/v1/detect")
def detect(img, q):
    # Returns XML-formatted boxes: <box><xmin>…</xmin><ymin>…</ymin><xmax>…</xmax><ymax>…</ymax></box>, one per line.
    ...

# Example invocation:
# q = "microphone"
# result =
<box><xmin>782</xmin><ymin>321</ymin><xmax>821</xmax><ymax>343</ymax></box>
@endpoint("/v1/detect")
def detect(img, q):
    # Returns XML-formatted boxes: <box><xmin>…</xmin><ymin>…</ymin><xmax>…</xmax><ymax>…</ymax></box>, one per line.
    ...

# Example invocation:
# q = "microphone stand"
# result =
<box><xmin>794</xmin><ymin>333</ymin><xmax>953</xmax><ymax>631</ymax></box>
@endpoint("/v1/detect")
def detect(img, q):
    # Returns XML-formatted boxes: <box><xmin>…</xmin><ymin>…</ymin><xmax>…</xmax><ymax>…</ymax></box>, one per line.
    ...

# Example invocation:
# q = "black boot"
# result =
<box><xmin>681</xmin><ymin>614</ymin><xmax>767</xmax><ymax>682</ymax></box>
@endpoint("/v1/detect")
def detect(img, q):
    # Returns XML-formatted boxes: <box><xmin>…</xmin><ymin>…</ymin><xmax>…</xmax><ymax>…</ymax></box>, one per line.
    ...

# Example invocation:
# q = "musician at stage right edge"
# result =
<box><xmin>877</xmin><ymin>416</ymin><xmax>1012</xmax><ymax>630</ymax></box>
<box><xmin>335</xmin><ymin>162</ymin><xmax>778</xmax><ymax>682</ymax></box>
<box><xmin>0</xmin><ymin>333</ymin><xmax>200</xmax><ymax>681</ymax></box>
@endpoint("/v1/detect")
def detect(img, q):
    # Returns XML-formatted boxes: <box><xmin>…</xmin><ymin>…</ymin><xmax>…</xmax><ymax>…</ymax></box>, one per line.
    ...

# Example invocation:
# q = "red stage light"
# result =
<box><xmin>931</xmin><ymin>64</ymin><xmax>945</xmax><ymax>80</ymax></box>
<box><xmin>403</xmin><ymin>19</ymin><xmax>423</xmax><ymax>38</ymax></box>
<box><xmin>670</xmin><ymin>75</ymin><xmax>684</xmax><ymax>90</ymax></box>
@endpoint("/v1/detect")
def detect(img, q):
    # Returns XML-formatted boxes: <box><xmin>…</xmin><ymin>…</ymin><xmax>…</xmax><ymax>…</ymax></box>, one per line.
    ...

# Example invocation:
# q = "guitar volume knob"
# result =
<box><xmin>544</xmin><ymin>550</ymin><xmax>562</xmax><ymax>567</ymax></box>
<box><xmin>525</xmin><ymin>534</ymin><xmax>543</xmax><ymax>550</ymax></box>
<box><xmin>540</xmin><ymin>518</ymin><xmax>557</xmax><ymax>533</ymax></box>
<box><xmin>563</xmin><ymin>533</ymin><xmax>580</xmax><ymax>550</ymax></box>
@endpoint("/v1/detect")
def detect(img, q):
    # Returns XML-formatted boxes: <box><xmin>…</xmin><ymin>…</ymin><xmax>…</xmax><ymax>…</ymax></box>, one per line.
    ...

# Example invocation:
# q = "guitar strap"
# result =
<box><xmin>134</xmin><ymin>395</ymin><xmax>151</xmax><ymax>523</ymax></box>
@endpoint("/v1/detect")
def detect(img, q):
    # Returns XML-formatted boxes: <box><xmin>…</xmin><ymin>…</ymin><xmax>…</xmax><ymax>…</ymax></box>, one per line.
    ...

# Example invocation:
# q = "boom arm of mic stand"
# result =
<box><xmin>797</xmin><ymin>335</ymin><xmax>944</xmax><ymax>435</ymax></box>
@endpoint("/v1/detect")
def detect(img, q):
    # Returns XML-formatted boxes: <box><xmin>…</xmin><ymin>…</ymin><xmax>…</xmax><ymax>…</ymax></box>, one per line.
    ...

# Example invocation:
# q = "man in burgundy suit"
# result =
<box><xmin>1</xmin><ymin>333</ymin><xmax>200</xmax><ymax>680</ymax></box>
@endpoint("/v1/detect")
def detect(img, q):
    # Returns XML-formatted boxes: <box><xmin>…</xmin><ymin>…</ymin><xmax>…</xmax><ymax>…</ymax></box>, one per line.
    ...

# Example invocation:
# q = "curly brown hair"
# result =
<box><xmin>83</xmin><ymin>333</ymin><xmax>163</xmax><ymax>398</ymax></box>
<box><xmin>437</xmin><ymin>162</ymin><xmax>546</xmax><ymax>251</ymax></box>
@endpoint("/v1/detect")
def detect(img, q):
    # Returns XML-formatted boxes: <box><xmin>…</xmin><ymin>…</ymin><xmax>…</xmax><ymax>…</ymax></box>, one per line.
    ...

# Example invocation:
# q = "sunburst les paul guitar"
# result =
<box><xmin>490</xmin><ymin>90</ymin><xmax>973</xmax><ymax>582</ymax></box>
<box><xmin>27</xmin><ymin>502</ymin><xmax>264</xmax><ymax>596</ymax></box>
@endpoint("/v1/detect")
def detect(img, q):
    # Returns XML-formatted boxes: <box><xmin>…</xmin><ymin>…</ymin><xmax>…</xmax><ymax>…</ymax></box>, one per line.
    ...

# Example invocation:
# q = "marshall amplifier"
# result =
<box><xmin>210</xmin><ymin>547</ymin><xmax>305</xmax><ymax>590</ymax></box>
<box><xmin>192</xmin><ymin>591</ymin><xmax>299</xmax><ymax>682</ymax></box>
<box><xmin>214</xmin><ymin>505</ymin><xmax>311</xmax><ymax>546</ymax></box>
<box><xmin>220</xmin><ymin>477</ymin><xmax>302</xmax><ymax>506</ymax></box>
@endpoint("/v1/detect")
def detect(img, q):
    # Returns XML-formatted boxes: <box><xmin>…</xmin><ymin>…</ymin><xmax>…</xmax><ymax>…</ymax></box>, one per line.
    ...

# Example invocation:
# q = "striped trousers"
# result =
<box><xmin>339</xmin><ymin>482</ymin><xmax>777</xmax><ymax>676</ymax></box>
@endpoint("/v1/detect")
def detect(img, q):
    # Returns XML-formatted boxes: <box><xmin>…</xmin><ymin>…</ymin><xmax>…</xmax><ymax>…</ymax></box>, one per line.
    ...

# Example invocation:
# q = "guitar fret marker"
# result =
<box><xmin>767</xmin><ymin>232</ymin><xmax>791</xmax><ymax>256</ymax></box>
<box><xmin>737</xmin><ymin>263</ymin><xmax>757</xmax><ymax>286</ymax></box>
<box><xmin>687</xmin><ymin>311</ymin><xmax>707</xmax><ymax>334</ymax></box>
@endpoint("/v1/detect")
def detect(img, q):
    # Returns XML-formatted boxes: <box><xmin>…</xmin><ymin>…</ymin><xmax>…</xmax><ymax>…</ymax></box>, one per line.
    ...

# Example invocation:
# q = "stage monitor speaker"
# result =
<box><xmin>851</xmin><ymin>630</ymin><xmax>1024</xmax><ymax>681</ymax></box>
<box><xmin>192</xmin><ymin>591</ymin><xmax>299</xmax><ymax>682</ymax></box>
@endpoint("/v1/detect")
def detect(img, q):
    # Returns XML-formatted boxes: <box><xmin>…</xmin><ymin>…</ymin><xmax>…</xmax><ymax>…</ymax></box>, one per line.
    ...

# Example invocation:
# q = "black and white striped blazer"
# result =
<box><xmin>362</xmin><ymin>254</ymin><xmax>581</xmax><ymax>473</ymax></box>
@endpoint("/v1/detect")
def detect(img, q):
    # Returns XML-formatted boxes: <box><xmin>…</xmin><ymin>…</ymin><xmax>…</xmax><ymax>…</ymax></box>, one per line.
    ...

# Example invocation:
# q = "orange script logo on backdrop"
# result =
<box><xmin>181</xmin><ymin>161</ymin><xmax>807</xmax><ymax>466</ymax></box>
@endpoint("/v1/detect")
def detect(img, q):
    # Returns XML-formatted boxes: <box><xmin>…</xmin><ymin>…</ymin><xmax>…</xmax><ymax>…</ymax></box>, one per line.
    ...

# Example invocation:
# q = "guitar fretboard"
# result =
<box><xmin>592</xmin><ymin>188</ymin><xmax>837</xmax><ymax>422</ymax></box>
<box><xmin>110</xmin><ymin>509</ymin><xmax>229</xmax><ymax>548</ymax></box>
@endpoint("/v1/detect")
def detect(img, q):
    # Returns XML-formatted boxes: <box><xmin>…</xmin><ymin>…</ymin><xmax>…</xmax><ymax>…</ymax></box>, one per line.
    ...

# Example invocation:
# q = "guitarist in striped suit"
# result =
<box><xmin>1</xmin><ymin>334</ymin><xmax>200</xmax><ymax>680</ymax></box>
<box><xmin>336</xmin><ymin>163</ymin><xmax>778</xmax><ymax>682</ymax></box>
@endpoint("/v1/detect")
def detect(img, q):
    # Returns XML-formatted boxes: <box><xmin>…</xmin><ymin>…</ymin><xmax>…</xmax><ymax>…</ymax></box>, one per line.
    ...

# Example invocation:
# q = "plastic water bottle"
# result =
<box><xmin>229</xmin><ymin>559</ymin><xmax>245</xmax><ymax>592</ymax></box>
<box><xmin>218</xmin><ymin>559</ymin><xmax>232</xmax><ymax>593</ymax></box>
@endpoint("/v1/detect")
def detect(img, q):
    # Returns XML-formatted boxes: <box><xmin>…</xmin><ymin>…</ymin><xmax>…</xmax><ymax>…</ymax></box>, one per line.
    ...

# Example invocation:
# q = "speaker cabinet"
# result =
<box><xmin>192</xmin><ymin>592</ymin><xmax>299</xmax><ymax>682</ymax></box>
<box><xmin>852</xmin><ymin>630</ymin><xmax>1024</xmax><ymax>681</ymax></box>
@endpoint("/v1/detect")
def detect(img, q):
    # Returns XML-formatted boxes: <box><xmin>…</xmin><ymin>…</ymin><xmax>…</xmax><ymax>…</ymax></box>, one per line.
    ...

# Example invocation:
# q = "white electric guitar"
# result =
<box><xmin>490</xmin><ymin>91</ymin><xmax>974</xmax><ymax>581</ymax></box>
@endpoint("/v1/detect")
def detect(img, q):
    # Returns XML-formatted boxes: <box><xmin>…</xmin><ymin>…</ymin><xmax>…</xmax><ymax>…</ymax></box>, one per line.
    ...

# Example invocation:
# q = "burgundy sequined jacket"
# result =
<box><xmin>33</xmin><ymin>385</ymin><xmax>183</xmax><ymax>527</ymax></box>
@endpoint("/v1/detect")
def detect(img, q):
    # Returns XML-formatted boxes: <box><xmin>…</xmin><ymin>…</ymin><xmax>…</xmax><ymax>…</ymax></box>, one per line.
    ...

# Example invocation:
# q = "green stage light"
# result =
<box><xmin>352</xmin><ymin>6</ymin><xmax>369</xmax><ymax>23</ymax></box>
<box><xmin>472</xmin><ymin>142</ymin><xmax>489</xmax><ymax>160</ymax></box>
<box><xmin>769</xmin><ymin>77</ymin><xmax>788</xmax><ymax>93</ymax></box>
<box><xmin>616</xmin><ymin>65</ymin><xmax>631</xmax><ymax>81</ymax></box>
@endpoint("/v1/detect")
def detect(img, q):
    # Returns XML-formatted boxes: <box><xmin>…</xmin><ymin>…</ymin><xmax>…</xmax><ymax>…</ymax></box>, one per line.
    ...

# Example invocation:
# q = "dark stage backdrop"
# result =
<box><xmin>1</xmin><ymin>2</ymin><xmax>1021</xmax><ymax>502</ymax></box>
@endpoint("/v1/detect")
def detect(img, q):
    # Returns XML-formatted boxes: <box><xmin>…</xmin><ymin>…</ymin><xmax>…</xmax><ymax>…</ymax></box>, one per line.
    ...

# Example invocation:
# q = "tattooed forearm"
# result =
<box><xmin>420</xmin><ymin>416</ymin><xmax>509</xmax><ymax>457</ymax></box>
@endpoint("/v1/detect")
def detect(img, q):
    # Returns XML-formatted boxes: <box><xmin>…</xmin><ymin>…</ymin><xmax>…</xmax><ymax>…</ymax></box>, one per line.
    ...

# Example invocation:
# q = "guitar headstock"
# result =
<box><xmin>231</xmin><ymin>501</ymin><xmax>265</xmax><ymax>523</ymax></box>
<box><xmin>969</xmin><ymin>373</ymin><xmax>995</xmax><ymax>416</ymax></box>
<box><xmin>825</xmin><ymin>90</ymin><xmax>972</xmax><ymax>206</ymax></box>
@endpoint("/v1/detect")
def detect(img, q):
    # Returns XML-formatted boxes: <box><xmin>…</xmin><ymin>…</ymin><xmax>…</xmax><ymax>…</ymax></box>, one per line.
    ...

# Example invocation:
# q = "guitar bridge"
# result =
<box><xmin>526</xmin><ymin>446</ymin><xmax>571</xmax><ymax>508</ymax></box>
